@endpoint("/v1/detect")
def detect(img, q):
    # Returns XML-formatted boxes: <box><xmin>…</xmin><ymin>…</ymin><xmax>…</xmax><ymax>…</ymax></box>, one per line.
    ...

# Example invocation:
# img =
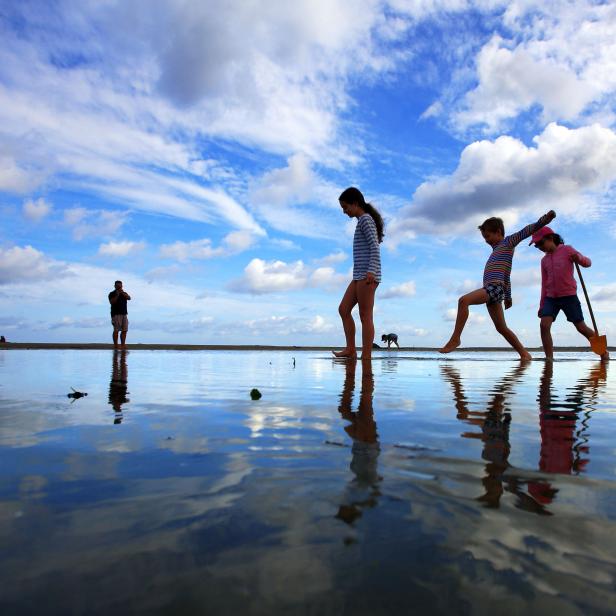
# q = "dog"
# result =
<box><xmin>381</xmin><ymin>333</ymin><xmax>400</xmax><ymax>349</ymax></box>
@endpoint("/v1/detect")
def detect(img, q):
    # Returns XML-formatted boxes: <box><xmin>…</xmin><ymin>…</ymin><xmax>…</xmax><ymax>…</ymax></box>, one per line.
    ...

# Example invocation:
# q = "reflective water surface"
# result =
<box><xmin>1</xmin><ymin>350</ymin><xmax>616</xmax><ymax>614</ymax></box>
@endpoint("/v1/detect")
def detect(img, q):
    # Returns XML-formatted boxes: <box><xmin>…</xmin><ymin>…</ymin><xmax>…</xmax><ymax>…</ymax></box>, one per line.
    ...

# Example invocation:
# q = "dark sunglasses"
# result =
<box><xmin>535</xmin><ymin>239</ymin><xmax>546</xmax><ymax>248</ymax></box>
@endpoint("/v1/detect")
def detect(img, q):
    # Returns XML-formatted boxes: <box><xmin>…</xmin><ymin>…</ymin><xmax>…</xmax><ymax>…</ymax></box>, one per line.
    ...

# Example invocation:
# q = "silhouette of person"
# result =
<box><xmin>334</xmin><ymin>357</ymin><xmax>381</xmax><ymax>526</ymax></box>
<box><xmin>440</xmin><ymin>361</ymin><xmax>555</xmax><ymax>515</ymax></box>
<box><xmin>529</xmin><ymin>360</ymin><xmax>608</xmax><ymax>504</ymax></box>
<box><xmin>108</xmin><ymin>350</ymin><xmax>129</xmax><ymax>424</ymax></box>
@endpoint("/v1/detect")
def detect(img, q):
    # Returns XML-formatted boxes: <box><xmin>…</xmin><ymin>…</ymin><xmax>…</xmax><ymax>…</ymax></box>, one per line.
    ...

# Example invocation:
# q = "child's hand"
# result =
<box><xmin>504</xmin><ymin>298</ymin><xmax>512</xmax><ymax>310</ymax></box>
<box><xmin>365</xmin><ymin>272</ymin><xmax>377</xmax><ymax>285</ymax></box>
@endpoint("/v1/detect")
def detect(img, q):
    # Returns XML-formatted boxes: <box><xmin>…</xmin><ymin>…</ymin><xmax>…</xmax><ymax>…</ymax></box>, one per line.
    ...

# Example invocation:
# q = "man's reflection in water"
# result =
<box><xmin>108</xmin><ymin>350</ymin><xmax>129</xmax><ymax>424</ymax></box>
<box><xmin>440</xmin><ymin>361</ymin><xmax>554</xmax><ymax>515</ymax></box>
<box><xmin>335</xmin><ymin>358</ymin><xmax>381</xmax><ymax>526</ymax></box>
<box><xmin>529</xmin><ymin>360</ymin><xmax>608</xmax><ymax>505</ymax></box>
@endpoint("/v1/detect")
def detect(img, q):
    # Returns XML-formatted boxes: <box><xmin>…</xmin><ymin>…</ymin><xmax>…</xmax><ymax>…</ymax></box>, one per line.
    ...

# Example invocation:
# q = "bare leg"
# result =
<box><xmin>120</xmin><ymin>330</ymin><xmax>127</xmax><ymax>348</ymax></box>
<box><xmin>333</xmin><ymin>281</ymin><xmax>358</xmax><ymax>358</ymax></box>
<box><xmin>113</xmin><ymin>330</ymin><xmax>119</xmax><ymax>348</ymax></box>
<box><xmin>488</xmin><ymin>302</ymin><xmax>532</xmax><ymax>360</ymax></box>
<box><xmin>357</xmin><ymin>279</ymin><xmax>377</xmax><ymax>359</ymax></box>
<box><xmin>440</xmin><ymin>288</ymin><xmax>489</xmax><ymax>353</ymax></box>
<box><xmin>575</xmin><ymin>321</ymin><xmax>610</xmax><ymax>361</ymax></box>
<box><xmin>540</xmin><ymin>316</ymin><xmax>554</xmax><ymax>360</ymax></box>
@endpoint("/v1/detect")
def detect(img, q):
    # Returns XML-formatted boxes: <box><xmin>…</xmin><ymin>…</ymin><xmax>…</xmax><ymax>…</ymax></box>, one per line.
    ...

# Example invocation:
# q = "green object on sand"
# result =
<box><xmin>250</xmin><ymin>388</ymin><xmax>262</xmax><ymax>400</ymax></box>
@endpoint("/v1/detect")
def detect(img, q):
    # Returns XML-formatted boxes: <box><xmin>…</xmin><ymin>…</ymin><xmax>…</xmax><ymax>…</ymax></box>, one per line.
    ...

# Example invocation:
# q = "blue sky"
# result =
<box><xmin>1</xmin><ymin>0</ymin><xmax>615</xmax><ymax>347</ymax></box>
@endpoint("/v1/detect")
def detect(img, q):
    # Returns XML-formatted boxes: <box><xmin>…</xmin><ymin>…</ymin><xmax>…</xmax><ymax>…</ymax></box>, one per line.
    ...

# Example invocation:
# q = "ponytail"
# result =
<box><xmin>339</xmin><ymin>186</ymin><xmax>385</xmax><ymax>243</ymax></box>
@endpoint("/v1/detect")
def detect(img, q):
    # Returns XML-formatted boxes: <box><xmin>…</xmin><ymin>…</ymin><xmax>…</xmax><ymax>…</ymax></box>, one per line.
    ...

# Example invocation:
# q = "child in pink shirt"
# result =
<box><xmin>530</xmin><ymin>227</ymin><xmax>609</xmax><ymax>361</ymax></box>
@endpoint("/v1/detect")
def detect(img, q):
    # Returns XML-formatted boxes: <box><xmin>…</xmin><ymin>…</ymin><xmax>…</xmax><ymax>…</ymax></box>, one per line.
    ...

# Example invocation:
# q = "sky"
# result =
<box><xmin>1</xmin><ymin>0</ymin><xmax>615</xmax><ymax>347</ymax></box>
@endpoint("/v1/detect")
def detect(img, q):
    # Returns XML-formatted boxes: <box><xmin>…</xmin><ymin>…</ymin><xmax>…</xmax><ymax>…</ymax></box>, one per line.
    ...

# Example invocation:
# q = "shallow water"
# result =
<box><xmin>1</xmin><ymin>349</ymin><xmax>616</xmax><ymax>615</ymax></box>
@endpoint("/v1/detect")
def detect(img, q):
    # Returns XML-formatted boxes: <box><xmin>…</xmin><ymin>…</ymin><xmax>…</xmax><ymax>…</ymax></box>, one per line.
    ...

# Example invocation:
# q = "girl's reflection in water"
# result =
<box><xmin>441</xmin><ymin>360</ymin><xmax>609</xmax><ymax>515</ymax></box>
<box><xmin>530</xmin><ymin>360</ymin><xmax>608</xmax><ymax>504</ymax></box>
<box><xmin>334</xmin><ymin>358</ymin><xmax>381</xmax><ymax>526</ymax></box>
<box><xmin>108</xmin><ymin>350</ymin><xmax>129</xmax><ymax>424</ymax></box>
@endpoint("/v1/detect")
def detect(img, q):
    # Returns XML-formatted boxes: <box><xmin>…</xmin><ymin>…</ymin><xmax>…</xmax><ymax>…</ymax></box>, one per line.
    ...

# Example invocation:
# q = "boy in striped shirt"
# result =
<box><xmin>439</xmin><ymin>209</ymin><xmax>555</xmax><ymax>358</ymax></box>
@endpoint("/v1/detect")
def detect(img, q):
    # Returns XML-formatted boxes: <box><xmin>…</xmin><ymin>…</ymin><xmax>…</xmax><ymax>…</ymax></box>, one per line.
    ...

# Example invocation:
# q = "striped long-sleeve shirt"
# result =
<box><xmin>483</xmin><ymin>213</ymin><xmax>552</xmax><ymax>302</ymax></box>
<box><xmin>353</xmin><ymin>214</ymin><xmax>381</xmax><ymax>283</ymax></box>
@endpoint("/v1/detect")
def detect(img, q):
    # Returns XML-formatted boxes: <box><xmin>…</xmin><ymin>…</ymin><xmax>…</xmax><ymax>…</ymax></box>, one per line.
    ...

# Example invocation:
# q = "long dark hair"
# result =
<box><xmin>339</xmin><ymin>187</ymin><xmax>384</xmax><ymax>243</ymax></box>
<box><xmin>549</xmin><ymin>233</ymin><xmax>564</xmax><ymax>245</ymax></box>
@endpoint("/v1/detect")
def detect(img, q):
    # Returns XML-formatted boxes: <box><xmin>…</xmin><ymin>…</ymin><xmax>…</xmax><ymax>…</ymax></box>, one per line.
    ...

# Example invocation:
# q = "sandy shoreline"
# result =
<box><xmin>0</xmin><ymin>342</ymin><xmax>611</xmax><ymax>352</ymax></box>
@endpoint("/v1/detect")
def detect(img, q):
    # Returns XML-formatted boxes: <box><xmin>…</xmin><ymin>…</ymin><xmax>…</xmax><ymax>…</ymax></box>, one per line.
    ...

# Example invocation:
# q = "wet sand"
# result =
<box><xmin>0</xmin><ymin>342</ymin><xmax>611</xmax><ymax>352</ymax></box>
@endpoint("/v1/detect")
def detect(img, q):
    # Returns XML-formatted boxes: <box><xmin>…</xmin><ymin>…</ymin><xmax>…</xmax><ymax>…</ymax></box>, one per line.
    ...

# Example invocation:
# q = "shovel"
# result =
<box><xmin>575</xmin><ymin>262</ymin><xmax>608</xmax><ymax>356</ymax></box>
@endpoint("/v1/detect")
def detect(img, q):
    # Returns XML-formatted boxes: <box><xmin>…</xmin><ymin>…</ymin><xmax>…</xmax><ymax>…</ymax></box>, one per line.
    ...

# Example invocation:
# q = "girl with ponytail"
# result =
<box><xmin>333</xmin><ymin>187</ymin><xmax>384</xmax><ymax>359</ymax></box>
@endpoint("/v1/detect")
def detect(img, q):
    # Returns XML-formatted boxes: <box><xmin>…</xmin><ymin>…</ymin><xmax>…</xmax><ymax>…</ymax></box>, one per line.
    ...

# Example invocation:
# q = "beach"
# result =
<box><xmin>2</xmin><ymin>342</ymin><xmax>611</xmax><ymax>352</ymax></box>
<box><xmin>1</xmin><ymin>348</ymin><xmax>615</xmax><ymax>613</ymax></box>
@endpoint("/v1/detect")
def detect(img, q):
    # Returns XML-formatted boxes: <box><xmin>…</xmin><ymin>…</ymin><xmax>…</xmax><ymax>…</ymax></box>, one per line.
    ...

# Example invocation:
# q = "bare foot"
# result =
<box><xmin>439</xmin><ymin>338</ymin><xmax>460</xmax><ymax>354</ymax></box>
<box><xmin>519</xmin><ymin>352</ymin><xmax>533</xmax><ymax>361</ymax></box>
<box><xmin>601</xmin><ymin>351</ymin><xmax>610</xmax><ymax>362</ymax></box>
<box><xmin>332</xmin><ymin>348</ymin><xmax>357</xmax><ymax>359</ymax></box>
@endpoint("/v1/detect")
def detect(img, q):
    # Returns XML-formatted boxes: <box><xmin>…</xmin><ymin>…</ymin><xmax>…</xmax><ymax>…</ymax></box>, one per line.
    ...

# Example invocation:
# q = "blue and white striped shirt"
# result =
<box><xmin>353</xmin><ymin>214</ymin><xmax>381</xmax><ymax>283</ymax></box>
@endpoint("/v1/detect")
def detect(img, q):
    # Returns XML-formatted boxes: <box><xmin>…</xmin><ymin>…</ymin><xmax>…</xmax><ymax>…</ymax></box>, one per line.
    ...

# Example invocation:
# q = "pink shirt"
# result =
<box><xmin>540</xmin><ymin>244</ymin><xmax>591</xmax><ymax>308</ymax></box>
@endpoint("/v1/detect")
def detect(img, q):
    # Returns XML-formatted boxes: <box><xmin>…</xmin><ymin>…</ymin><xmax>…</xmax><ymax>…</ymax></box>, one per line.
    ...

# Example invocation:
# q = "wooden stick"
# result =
<box><xmin>575</xmin><ymin>261</ymin><xmax>599</xmax><ymax>336</ymax></box>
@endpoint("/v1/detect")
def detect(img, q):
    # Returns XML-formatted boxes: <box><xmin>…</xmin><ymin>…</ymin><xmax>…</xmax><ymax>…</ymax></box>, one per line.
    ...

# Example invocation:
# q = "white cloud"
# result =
<box><xmin>0</xmin><ymin>245</ymin><xmax>69</xmax><ymax>284</ymax></box>
<box><xmin>64</xmin><ymin>207</ymin><xmax>128</xmax><ymax>240</ymax></box>
<box><xmin>0</xmin><ymin>0</ymin><xmax>416</xmax><ymax>238</ymax></box>
<box><xmin>380</xmin><ymin>280</ymin><xmax>416</xmax><ymax>299</ymax></box>
<box><xmin>270</xmin><ymin>238</ymin><xmax>301</xmax><ymax>251</ymax></box>
<box><xmin>143</xmin><ymin>264</ymin><xmax>182</xmax><ymax>282</ymax></box>
<box><xmin>391</xmin><ymin>123</ymin><xmax>616</xmax><ymax>238</ymax></box>
<box><xmin>223</xmin><ymin>230</ymin><xmax>258</xmax><ymax>253</ymax></box>
<box><xmin>444</xmin><ymin>308</ymin><xmax>486</xmax><ymax>324</ymax></box>
<box><xmin>132</xmin><ymin>317</ymin><xmax>215</xmax><ymax>333</ymax></box>
<box><xmin>444</xmin><ymin>278</ymin><xmax>478</xmax><ymax>295</ymax></box>
<box><xmin>229</xmin><ymin>259</ymin><xmax>309</xmax><ymax>294</ymax></box>
<box><xmin>309</xmin><ymin>267</ymin><xmax>347</xmax><ymax>290</ymax></box>
<box><xmin>455</xmin><ymin>35</ymin><xmax>596</xmax><ymax>132</ymax></box>
<box><xmin>229</xmin><ymin>257</ymin><xmax>347</xmax><ymax>294</ymax></box>
<box><xmin>160</xmin><ymin>239</ymin><xmax>224</xmax><ymax>262</ymax></box>
<box><xmin>98</xmin><ymin>241</ymin><xmax>145</xmax><ymax>257</ymax></box>
<box><xmin>225</xmin><ymin>313</ymin><xmax>337</xmax><ymax>337</ymax></box>
<box><xmin>511</xmin><ymin>267</ymin><xmax>541</xmax><ymax>288</ymax></box>
<box><xmin>159</xmin><ymin>230</ymin><xmax>258</xmax><ymax>262</ymax></box>
<box><xmin>413</xmin><ymin>2</ymin><xmax>616</xmax><ymax>134</ymax></box>
<box><xmin>250</xmin><ymin>153</ymin><xmax>341</xmax><ymax>239</ymax></box>
<box><xmin>23</xmin><ymin>197</ymin><xmax>52</xmax><ymax>222</ymax></box>
<box><xmin>314</xmin><ymin>251</ymin><xmax>348</xmax><ymax>266</ymax></box>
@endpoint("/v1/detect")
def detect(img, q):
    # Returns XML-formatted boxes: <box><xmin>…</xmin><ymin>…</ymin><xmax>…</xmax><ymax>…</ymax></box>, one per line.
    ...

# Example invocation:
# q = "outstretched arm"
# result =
<box><xmin>506</xmin><ymin>210</ymin><xmax>556</xmax><ymax>248</ymax></box>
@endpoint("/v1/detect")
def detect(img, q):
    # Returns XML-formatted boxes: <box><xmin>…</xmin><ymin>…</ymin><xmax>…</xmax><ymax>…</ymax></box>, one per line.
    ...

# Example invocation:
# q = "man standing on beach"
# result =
<box><xmin>109</xmin><ymin>280</ymin><xmax>131</xmax><ymax>348</ymax></box>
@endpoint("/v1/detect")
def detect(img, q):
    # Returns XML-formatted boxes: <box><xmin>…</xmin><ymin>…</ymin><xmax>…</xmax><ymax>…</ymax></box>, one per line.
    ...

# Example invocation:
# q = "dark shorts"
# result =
<box><xmin>539</xmin><ymin>295</ymin><xmax>584</xmax><ymax>323</ymax></box>
<box><xmin>484</xmin><ymin>283</ymin><xmax>505</xmax><ymax>306</ymax></box>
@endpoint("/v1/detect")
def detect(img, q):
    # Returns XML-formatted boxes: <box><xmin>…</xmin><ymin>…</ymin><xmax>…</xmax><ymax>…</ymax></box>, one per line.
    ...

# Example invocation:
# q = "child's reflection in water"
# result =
<box><xmin>108</xmin><ymin>350</ymin><xmax>129</xmax><ymax>424</ymax></box>
<box><xmin>334</xmin><ymin>357</ymin><xmax>381</xmax><ymax>526</ymax></box>
<box><xmin>529</xmin><ymin>360</ymin><xmax>608</xmax><ymax>504</ymax></box>
<box><xmin>440</xmin><ymin>361</ymin><xmax>555</xmax><ymax>515</ymax></box>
